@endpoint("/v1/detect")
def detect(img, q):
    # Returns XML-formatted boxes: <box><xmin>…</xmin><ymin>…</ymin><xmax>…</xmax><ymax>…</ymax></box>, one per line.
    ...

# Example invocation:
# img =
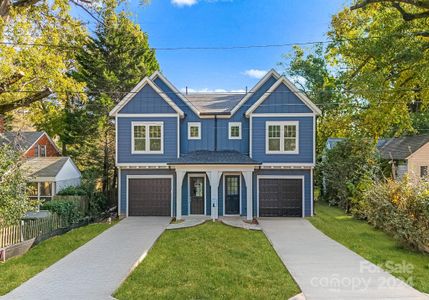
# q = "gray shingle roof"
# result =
<box><xmin>184</xmin><ymin>93</ymin><xmax>245</xmax><ymax>115</ymax></box>
<box><xmin>22</xmin><ymin>157</ymin><xmax>70</xmax><ymax>178</ymax></box>
<box><xmin>168</xmin><ymin>150</ymin><xmax>260</xmax><ymax>165</ymax></box>
<box><xmin>379</xmin><ymin>134</ymin><xmax>429</xmax><ymax>160</ymax></box>
<box><xmin>0</xmin><ymin>131</ymin><xmax>44</xmax><ymax>152</ymax></box>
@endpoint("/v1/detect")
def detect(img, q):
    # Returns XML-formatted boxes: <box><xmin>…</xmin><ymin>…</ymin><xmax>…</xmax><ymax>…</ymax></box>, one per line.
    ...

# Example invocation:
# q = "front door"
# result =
<box><xmin>225</xmin><ymin>175</ymin><xmax>240</xmax><ymax>215</ymax></box>
<box><xmin>190</xmin><ymin>176</ymin><xmax>205</xmax><ymax>215</ymax></box>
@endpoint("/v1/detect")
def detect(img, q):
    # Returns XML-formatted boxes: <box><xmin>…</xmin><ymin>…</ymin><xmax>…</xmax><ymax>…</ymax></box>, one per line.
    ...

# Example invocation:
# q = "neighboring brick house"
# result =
<box><xmin>0</xmin><ymin>131</ymin><xmax>61</xmax><ymax>158</ymax></box>
<box><xmin>0</xmin><ymin>131</ymin><xmax>81</xmax><ymax>200</ymax></box>
<box><xmin>110</xmin><ymin>70</ymin><xmax>321</xmax><ymax>219</ymax></box>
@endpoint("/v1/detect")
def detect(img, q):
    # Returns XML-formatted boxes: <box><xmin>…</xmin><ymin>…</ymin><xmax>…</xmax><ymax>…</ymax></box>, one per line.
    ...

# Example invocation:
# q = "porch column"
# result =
<box><xmin>207</xmin><ymin>170</ymin><xmax>221</xmax><ymax>220</ymax></box>
<box><xmin>176</xmin><ymin>170</ymin><xmax>186</xmax><ymax>220</ymax></box>
<box><xmin>243</xmin><ymin>171</ymin><xmax>253</xmax><ymax>221</ymax></box>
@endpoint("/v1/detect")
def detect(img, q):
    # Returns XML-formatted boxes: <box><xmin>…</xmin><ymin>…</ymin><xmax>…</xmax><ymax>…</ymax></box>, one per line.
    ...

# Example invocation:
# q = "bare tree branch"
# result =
<box><xmin>69</xmin><ymin>0</ymin><xmax>103</xmax><ymax>25</ymax></box>
<box><xmin>391</xmin><ymin>2</ymin><xmax>429</xmax><ymax>20</ymax></box>
<box><xmin>0</xmin><ymin>87</ymin><xmax>52</xmax><ymax>114</ymax></box>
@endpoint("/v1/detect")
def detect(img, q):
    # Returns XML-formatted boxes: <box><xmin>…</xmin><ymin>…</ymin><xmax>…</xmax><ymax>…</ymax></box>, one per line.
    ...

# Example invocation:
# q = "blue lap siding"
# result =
<box><xmin>117</xmin><ymin>117</ymin><xmax>178</xmax><ymax>163</ymax></box>
<box><xmin>118</xmin><ymin>85</ymin><xmax>176</xmax><ymax>114</ymax></box>
<box><xmin>251</xmin><ymin>116</ymin><xmax>315</xmax><ymax>164</ymax></box>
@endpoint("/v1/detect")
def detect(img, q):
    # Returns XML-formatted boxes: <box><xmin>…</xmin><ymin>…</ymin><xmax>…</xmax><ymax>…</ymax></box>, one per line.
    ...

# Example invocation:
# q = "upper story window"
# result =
<box><xmin>228</xmin><ymin>122</ymin><xmax>242</xmax><ymax>140</ymax></box>
<box><xmin>266</xmin><ymin>121</ymin><xmax>299</xmax><ymax>154</ymax></box>
<box><xmin>132</xmin><ymin>122</ymin><xmax>163</xmax><ymax>154</ymax></box>
<box><xmin>40</xmin><ymin>145</ymin><xmax>47</xmax><ymax>157</ymax></box>
<box><xmin>34</xmin><ymin>144</ymin><xmax>47</xmax><ymax>157</ymax></box>
<box><xmin>188</xmin><ymin>122</ymin><xmax>201</xmax><ymax>140</ymax></box>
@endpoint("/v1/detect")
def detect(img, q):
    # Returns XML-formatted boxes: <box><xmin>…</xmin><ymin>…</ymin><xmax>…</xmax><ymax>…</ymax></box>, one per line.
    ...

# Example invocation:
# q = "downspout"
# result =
<box><xmin>214</xmin><ymin>115</ymin><xmax>217</xmax><ymax>151</ymax></box>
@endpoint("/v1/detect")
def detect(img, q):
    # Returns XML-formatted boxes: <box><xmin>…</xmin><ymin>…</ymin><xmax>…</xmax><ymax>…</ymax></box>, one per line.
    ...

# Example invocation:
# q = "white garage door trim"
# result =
<box><xmin>257</xmin><ymin>175</ymin><xmax>305</xmax><ymax>218</ymax></box>
<box><xmin>126</xmin><ymin>175</ymin><xmax>174</xmax><ymax>217</ymax></box>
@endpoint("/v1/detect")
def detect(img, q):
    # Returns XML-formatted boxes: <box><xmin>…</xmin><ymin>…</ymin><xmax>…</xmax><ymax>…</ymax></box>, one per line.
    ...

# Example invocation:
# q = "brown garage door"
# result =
<box><xmin>259</xmin><ymin>178</ymin><xmax>302</xmax><ymax>217</ymax></box>
<box><xmin>128</xmin><ymin>178</ymin><xmax>171</xmax><ymax>216</ymax></box>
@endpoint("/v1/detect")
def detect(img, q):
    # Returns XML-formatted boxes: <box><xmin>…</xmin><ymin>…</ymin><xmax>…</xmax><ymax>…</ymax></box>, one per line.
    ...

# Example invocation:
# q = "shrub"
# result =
<box><xmin>41</xmin><ymin>200</ymin><xmax>82</xmax><ymax>225</ymax></box>
<box><xmin>56</xmin><ymin>185</ymin><xmax>86</xmax><ymax>196</ymax></box>
<box><xmin>319</xmin><ymin>137</ymin><xmax>379</xmax><ymax>212</ymax></box>
<box><xmin>363</xmin><ymin>177</ymin><xmax>429</xmax><ymax>252</ymax></box>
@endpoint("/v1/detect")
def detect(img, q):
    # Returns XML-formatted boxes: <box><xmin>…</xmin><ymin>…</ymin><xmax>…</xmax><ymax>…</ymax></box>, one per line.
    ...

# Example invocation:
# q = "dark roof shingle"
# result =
<box><xmin>168</xmin><ymin>150</ymin><xmax>260</xmax><ymax>165</ymax></box>
<box><xmin>184</xmin><ymin>93</ymin><xmax>245</xmax><ymax>115</ymax></box>
<box><xmin>0</xmin><ymin>131</ymin><xmax>44</xmax><ymax>152</ymax></box>
<box><xmin>379</xmin><ymin>134</ymin><xmax>429</xmax><ymax>160</ymax></box>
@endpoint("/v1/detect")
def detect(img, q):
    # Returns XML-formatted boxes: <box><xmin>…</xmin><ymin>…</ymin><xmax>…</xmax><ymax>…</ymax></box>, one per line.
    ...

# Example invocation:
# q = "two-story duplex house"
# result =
<box><xmin>110</xmin><ymin>69</ymin><xmax>321</xmax><ymax>220</ymax></box>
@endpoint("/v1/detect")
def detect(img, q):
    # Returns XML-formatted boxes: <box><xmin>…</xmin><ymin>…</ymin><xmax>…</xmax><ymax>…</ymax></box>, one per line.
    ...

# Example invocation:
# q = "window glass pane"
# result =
<box><xmin>268</xmin><ymin>125</ymin><xmax>281</xmax><ymax>138</ymax></box>
<box><xmin>285</xmin><ymin>125</ymin><xmax>296</xmax><ymax>137</ymax></box>
<box><xmin>134</xmin><ymin>139</ymin><xmax>146</xmax><ymax>151</ymax></box>
<box><xmin>284</xmin><ymin>139</ymin><xmax>296</xmax><ymax>151</ymax></box>
<box><xmin>269</xmin><ymin>138</ymin><xmax>281</xmax><ymax>151</ymax></box>
<box><xmin>149</xmin><ymin>126</ymin><xmax>161</xmax><ymax>138</ymax></box>
<box><xmin>150</xmin><ymin>139</ymin><xmax>161</xmax><ymax>151</ymax></box>
<box><xmin>40</xmin><ymin>145</ymin><xmax>46</xmax><ymax>157</ymax></box>
<box><xmin>230</xmin><ymin>126</ymin><xmax>240</xmax><ymax>137</ymax></box>
<box><xmin>421</xmin><ymin>166</ymin><xmax>428</xmax><ymax>177</ymax></box>
<box><xmin>134</xmin><ymin>125</ymin><xmax>146</xmax><ymax>138</ymax></box>
<box><xmin>190</xmin><ymin>126</ymin><xmax>199</xmax><ymax>138</ymax></box>
<box><xmin>34</xmin><ymin>145</ymin><xmax>39</xmax><ymax>157</ymax></box>
<box><xmin>40</xmin><ymin>182</ymin><xmax>52</xmax><ymax>196</ymax></box>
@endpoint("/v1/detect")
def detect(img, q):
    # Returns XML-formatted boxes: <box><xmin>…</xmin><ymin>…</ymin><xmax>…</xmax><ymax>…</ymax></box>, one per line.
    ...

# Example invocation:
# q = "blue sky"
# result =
<box><xmin>75</xmin><ymin>0</ymin><xmax>347</xmax><ymax>92</ymax></box>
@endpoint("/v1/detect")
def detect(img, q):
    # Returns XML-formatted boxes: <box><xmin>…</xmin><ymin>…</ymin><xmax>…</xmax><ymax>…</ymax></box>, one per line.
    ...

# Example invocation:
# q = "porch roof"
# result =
<box><xmin>168</xmin><ymin>151</ymin><xmax>261</xmax><ymax>165</ymax></box>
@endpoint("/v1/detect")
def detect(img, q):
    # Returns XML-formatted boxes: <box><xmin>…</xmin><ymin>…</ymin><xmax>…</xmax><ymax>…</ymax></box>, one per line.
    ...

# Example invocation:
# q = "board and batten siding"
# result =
<box><xmin>119</xmin><ymin>169</ymin><xmax>176</xmax><ymax>216</ymax></box>
<box><xmin>117</xmin><ymin>117</ymin><xmax>178</xmax><ymax>163</ymax></box>
<box><xmin>253</xmin><ymin>83</ymin><xmax>313</xmax><ymax>114</ymax></box>
<box><xmin>251</xmin><ymin>116</ymin><xmax>314</xmax><ymax>163</ymax></box>
<box><xmin>118</xmin><ymin>84</ymin><xmax>176</xmax><ymax>114</ymax></box>
<box><xmin>253</xmin><ymin>169</ymin><xmax>313</xmax><ymax>217</ymax></box>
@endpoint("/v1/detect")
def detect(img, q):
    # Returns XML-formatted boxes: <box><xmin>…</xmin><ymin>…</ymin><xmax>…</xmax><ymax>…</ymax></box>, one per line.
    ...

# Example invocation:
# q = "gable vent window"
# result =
<box><xmin>132</xmin><ymin>122</ymin><xmax>163</xmax><ymax>154</ymax></box>
<box><xmin>228</xmin><ymin>122</ymin><xmax>242</xmax><ymax>140</ymax></box>
<box><xmin>266</xmin><ymin>121</ymin><xmax>299</xmax><ymax>154</ymax></box>
<box><xmin>188</xmin><ymin>122</ymin><xmax>201</xmax><ymax>140</ymax></box>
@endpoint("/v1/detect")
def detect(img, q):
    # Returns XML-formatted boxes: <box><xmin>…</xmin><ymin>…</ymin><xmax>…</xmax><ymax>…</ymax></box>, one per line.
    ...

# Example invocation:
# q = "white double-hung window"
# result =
<box><xmin>132</xmin><ymin>122</ymin><xmax>163</xmax><ymax>154</ymax></box>
<box><xmin>228</xmin><ymin>122</ymin><xmax>242</xmax><ymax>140</ymax></box>
<box><xmin>266</xmin><ymin>121</ymin><xmax>299</xmax><ymax>154</ymax></box>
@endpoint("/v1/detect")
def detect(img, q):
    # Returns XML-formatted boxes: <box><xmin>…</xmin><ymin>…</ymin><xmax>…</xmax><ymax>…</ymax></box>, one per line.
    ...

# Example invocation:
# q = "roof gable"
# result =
<box><xmin>379</xmin><ymin>134</ymin><xmax>429</xmax><ymax>160</ymax></box>
<box><xmin>230</xmin><ymin>69</ymin><xmax>280</xmax><ymax>116</ymax></box>
<box><xmin>109</xmin><ymin>77</ymin><xmax>184</xmax><ymax>117</ymax></box>
<box><xmin>245</xmin><ymin>77</ymin><xmax>322</xmax><ymax>117</ymax></box>
<box><xmin>0</xmin><ymin>131</ymin><xmax>60</xmax><ymax>154</ymax></box>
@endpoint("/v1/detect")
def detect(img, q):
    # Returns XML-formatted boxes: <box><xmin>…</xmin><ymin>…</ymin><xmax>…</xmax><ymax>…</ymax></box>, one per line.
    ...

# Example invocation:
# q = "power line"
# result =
<box><xmin>0</xmin><ymin>34</ymin><xmax>419</xmax><ymax>51</ymax></box>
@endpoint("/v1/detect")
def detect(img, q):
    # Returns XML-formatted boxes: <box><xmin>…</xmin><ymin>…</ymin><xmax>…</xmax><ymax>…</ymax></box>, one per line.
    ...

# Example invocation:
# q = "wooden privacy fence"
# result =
<box><xmin>0</xmin><ymin>214</ymin><xmax>67</xmax><ymax>249</ymax></box>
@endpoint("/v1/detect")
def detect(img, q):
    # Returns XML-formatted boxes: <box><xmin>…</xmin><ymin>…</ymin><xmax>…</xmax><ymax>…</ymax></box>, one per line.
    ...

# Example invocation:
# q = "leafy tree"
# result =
<box><xmin>0</xmin><ymin>145</ymin><xmax>35</xmax><ymax>226</ymax></box>
<box><xmin>327</xmin><ymin>1</ymin><xmax>429</xmax><ymax>138</ymax></box>
<box><xmin>280</xmin><ymin>44</ymin><xmax>353</xmax><ymax>154</ymax></box>
<box><xmin>62</xmin><ymin>0</ymin><xmax>159</xmax><ymax>195</ymax></box>
<box><xmin>320</xmin><ymin>137</ymin><xmax>379</xmax><ymax>213</ymax></box>
<box><xmin>0</xmin><ymin>0</ymin><xmax>88</xmax><ymax>116</ymax></box>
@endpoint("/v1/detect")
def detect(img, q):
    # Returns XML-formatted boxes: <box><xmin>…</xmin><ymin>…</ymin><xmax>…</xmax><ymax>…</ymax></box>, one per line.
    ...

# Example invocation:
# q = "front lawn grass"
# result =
<box><xmin>115</xmin><ymin>222</ymin><xmax>300</xmax><ymax>300</ymax></box>
<box><xmin>309</xmin><ymin>203</ymin><xmax>429</xmax><ymax>293</ymax></box>
<box><xmin>0</xmin><ymin>222</ymin><xmax>114</xmax><ymax>295</ymax></box>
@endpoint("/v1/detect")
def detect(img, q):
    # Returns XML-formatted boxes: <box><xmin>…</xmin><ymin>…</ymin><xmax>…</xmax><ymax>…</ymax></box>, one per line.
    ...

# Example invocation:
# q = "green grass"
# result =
<box><xmin>0</xmin><ymin>222</ymin><xmax>114</xmax><ymax>295</ymax></box>
<box><xmin>115</xmin><ymin>222</ymin><xmax>300</xmax><ymax>300</ymax></box>
<box><xmin>309</xmin><ymin>203</ymin><xmax>429</xmax><ymax>293</ymax></box>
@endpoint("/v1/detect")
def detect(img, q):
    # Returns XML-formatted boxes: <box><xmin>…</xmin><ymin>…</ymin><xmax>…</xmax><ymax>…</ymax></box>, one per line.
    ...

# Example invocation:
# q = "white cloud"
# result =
<box><xmin>171</xmin><ymin>0</ymin><xmax>198</xmax><ymax>7</ymax></box>
<box><xmin>243</xmin><ymin>69</ymin><xmax>268</xmax><ymax>79</ymax></box>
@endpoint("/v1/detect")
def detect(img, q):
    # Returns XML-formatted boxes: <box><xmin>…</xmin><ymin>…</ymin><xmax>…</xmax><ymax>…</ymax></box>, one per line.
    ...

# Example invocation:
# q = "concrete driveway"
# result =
<box><xmin>259</xmin><ymin>218</ymin><xmax>428</xmax><ymax>300</ymax></box>
<box><xmin>2</xmin><ymin>217</ymin><xmax>170</xmax><ymax>300</ymax></box>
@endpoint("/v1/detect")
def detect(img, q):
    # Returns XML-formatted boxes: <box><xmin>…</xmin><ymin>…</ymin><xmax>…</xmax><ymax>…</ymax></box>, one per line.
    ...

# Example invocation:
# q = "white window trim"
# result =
<box><xmin>131</xmin><ymin>121</ymin><xmax>164</xmax><ymax>154</ymax></box>
<box><xmin>228</xmin><ymin>122</ymin><xmax>242</xmax><ymax>140</ymax></box>
<box><xmin>265</xmin><ymin>121</ymin><xmax>299</xmax><ymax>154</ymax></box>
<box><xmin>188</xmin><ymin>122</ymin><xmax>201</xmax><ymax>140</ymax></box>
